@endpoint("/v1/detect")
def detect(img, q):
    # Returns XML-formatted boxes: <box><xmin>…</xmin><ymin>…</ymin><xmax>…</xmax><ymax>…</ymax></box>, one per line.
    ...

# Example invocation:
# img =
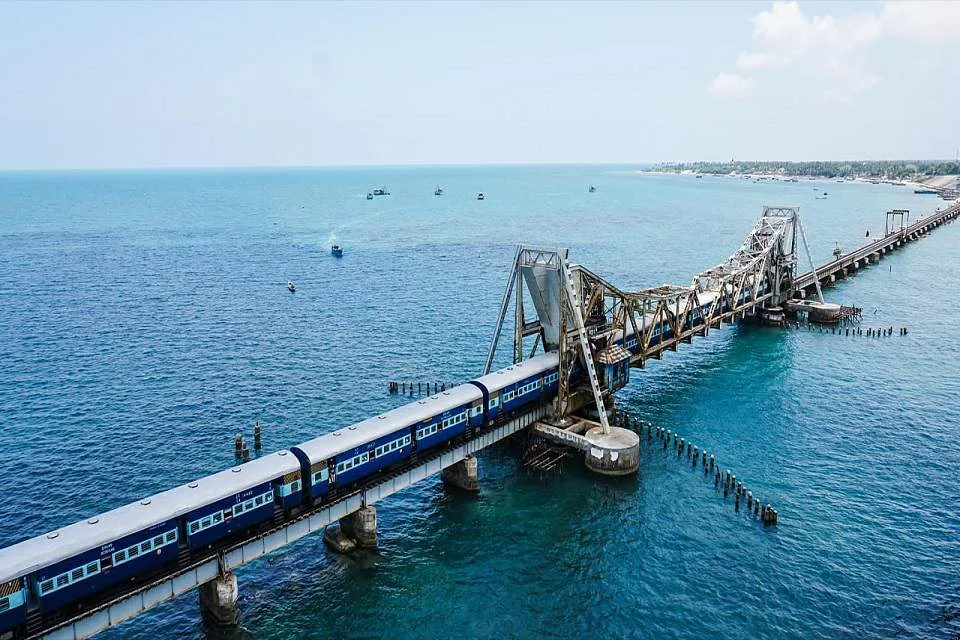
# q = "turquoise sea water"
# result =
<box><xmin>1</xmin><ymin>166</ymin><xmax>958</xmax><ymax>639</ymax></box>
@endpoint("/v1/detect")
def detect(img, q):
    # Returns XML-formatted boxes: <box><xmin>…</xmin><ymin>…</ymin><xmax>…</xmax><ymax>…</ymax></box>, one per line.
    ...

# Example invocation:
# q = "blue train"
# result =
<box><xmin>0</xmin><ymin>283</ymin><xmax>759</xmax><ymax>638</ymax></box>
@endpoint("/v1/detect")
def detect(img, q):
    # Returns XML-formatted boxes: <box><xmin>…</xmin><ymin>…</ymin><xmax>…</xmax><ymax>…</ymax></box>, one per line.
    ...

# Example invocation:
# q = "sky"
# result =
<box><xmin>0</xmin><ymin>0</ymin><xmax>958</xmax><ymax>170</ymax></box>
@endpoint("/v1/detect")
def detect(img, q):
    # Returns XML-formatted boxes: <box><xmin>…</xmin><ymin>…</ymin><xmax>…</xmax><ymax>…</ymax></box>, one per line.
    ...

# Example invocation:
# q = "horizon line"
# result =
<box><xmin>1</xmin><ymin>157</ymin><xmax>956</xmax><ymax>173</ymax></box>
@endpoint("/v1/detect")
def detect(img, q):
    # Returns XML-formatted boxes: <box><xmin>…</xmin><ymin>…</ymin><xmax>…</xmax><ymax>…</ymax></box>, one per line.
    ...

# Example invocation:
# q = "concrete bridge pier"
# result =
<box><xmin>324</xmin><ymin>505</ymin><xmax>378</xmax><ymax>552</ymax></box>
<box><xmin>199</xmin><ymin>571</ymin><xmax>239</xmax><ymax>628</ymax></box>
<box><xmin>583</xmin><ymin>426</ymin><xmax>639</xmax><ymax>475</ymax></box>
<box><xmin>442</xmin><ymin>454</ymin><xmax>480</xmax><ymax>491</ymax></box>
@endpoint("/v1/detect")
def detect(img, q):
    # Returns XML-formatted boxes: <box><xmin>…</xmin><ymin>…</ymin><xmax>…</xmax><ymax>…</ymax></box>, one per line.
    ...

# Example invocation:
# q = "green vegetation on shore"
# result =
<box><xmin>654</xmin><ymin>160</ymin><xmax>960</xmax><ymax>180</ymax></box>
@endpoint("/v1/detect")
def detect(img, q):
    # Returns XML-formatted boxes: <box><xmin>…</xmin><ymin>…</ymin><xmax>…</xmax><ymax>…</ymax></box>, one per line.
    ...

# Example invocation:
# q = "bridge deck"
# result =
<box><xmin>794</xmin><ymin>201</ymin><xmax>960</xmax><ymax>292</ymax></box>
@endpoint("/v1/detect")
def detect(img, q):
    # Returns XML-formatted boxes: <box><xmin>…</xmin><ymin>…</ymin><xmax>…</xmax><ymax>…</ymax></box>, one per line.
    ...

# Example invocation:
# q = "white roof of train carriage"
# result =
<box><xmin>0</xmin><ymin>451</ymin><xmax>299</xmax><ymax>583</ymax></box>
<box><xmin>471</xmin><ymin>352</ymin><xmax>559</xmax><ymax>394</ymax></box>
<box><xmin>293</xmin><ymin>382</ymin><xmax>482</xmax><ymax>463</ymax></box>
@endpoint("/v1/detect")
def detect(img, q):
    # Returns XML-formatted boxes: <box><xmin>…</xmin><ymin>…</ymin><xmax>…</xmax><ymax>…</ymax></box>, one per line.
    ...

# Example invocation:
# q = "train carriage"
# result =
<box><xmin>0</xmin><ymin>450</ymin><xmax>300</xmax><ymax>636</ymax></box>
<box><xmin>33</xmin><ymin>518</ymin><xmax>178</xmax><ymax>611</ymax></box>
<box><xmin>180</xmin><ymin>452</ymin><xmax>301</xmax><ymax>549</ymax></box>
<box><xmin>0</xmin><ymin>579</ymin><xmax>26</xmax><ymax>636</ymax></box>
<box><xmin>292</xmin><ymin>384</ymin><xmax>483</xmax><ymax>496</ymax></box>
<box><xmin>471</xmin><ymin>353</ymin><xmax>560</xmax><ymax>421</ymax></box>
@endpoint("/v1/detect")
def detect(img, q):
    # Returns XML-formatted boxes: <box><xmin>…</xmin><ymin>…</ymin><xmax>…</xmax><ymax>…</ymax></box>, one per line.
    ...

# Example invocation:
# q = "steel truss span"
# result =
<box><xmin>484</xmin><ymin>206</ymin><xmax>803</xmax><ymax>424</ymax></box>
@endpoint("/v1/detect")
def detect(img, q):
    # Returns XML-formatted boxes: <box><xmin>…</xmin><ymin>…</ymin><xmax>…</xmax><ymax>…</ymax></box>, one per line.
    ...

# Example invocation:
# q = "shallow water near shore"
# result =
<box><xmin>1</xmin><ymin>166</ymin><xmax>958</xmax><ymax>639</ymax></box>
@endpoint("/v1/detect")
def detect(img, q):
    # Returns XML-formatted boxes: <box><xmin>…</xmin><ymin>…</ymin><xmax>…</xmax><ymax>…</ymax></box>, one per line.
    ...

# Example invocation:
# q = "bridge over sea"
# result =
<box><xmin>1</xmin><ymin>201</ymin><xmax>957</xmax><ymax>640</ymax></box>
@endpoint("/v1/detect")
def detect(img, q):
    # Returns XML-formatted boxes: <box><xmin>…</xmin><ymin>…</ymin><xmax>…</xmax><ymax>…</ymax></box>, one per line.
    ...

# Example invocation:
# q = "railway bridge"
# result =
<box><xmin>2</xmin><ymin>200</ymin><xmax>958</xmax><ymax>640</ymax></box>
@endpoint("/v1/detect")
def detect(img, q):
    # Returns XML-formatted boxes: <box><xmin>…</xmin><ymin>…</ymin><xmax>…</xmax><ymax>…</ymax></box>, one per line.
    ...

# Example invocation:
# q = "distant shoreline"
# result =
<box><xmin>645</xmin><ymin>160</ymin><xmax>958</xmax><ymax>193</ymax></box>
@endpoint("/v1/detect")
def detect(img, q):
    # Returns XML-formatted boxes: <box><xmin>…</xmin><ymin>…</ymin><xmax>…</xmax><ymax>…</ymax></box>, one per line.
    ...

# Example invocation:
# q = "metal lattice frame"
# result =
<box><xmin>484</xmin><ymin>207</ymin><xmax>801</xmax><ymax>423</ymax></box>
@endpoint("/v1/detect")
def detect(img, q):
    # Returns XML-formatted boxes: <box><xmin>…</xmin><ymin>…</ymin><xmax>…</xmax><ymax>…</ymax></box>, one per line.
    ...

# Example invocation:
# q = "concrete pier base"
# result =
<box><xmin>199</xmin><ymin>572</ymin><xmax>239</xmax><ymax>628</ymax></box>
<box><xmin>340</xmin><ymin>505</ymin><xmax>378</xmax><ymax>549</ymax></box>
<box><xmin>583</xmin><ymin>426</ymin><xmax>639</xmax><ymax>476</ymax></box>
<box><xmin>323</xmin><ymin>524</ymin><xmax>358</xmax><ymax>553</ymax></box>
<box><xmin>442</xmin><ymin>454</ymin><xmax>479</xmax><ymax>492</ymax></box>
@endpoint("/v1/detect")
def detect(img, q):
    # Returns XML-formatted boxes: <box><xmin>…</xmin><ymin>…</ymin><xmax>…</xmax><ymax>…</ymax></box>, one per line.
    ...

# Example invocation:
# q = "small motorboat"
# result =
<box><xmin>476</xmin><ymin>192</ymin><xmax>485</xmax><ymax>200</ymax></box>
<box><xmin>588</xmin><ymin>185</ymin><xmax>596</xmax><ymax>192</ymax></box>
<box><xmin>331</xmin><ymin>244</ymin><xmax>343</xmax><ymax>258</ymax></box>
<box><xmin>287</xmin><ymin>281</ymin><xmax>296</xmax><ymax>293</ymax></box>
<box><xmin>366</xmin><ymin>192</ymin><xmax>373</xmax><ymax>200</ymax></box>
<box><xmin>372</xmin><ymin>187</ymin><xmax>390</xmax><ymax>196</ymax></box>
<box><xmin>434</xmin><ymin>185</ymin><xmax>443</xmax><ymax>196</ymax></box>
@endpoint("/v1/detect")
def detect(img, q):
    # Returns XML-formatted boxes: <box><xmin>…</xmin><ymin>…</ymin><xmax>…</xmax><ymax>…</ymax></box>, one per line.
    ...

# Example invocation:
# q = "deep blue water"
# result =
<box><xmin>1</xmin><ymin>167</ymin><xmax>958</xmax><ymax>639</ymax></box>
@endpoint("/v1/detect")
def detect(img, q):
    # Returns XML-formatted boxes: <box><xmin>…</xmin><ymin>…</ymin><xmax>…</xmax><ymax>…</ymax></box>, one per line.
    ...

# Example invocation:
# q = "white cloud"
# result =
<box><xmin>713</xmin><ymin>1</ymin><xmax>960</xmax><ymax>100</ymax></box>
<box><xmin>881</xmin><ymin>1</ymin><xmax>960</xmax><ymax>42</ymax></box>
<box><xmin>709</xmin><ymin>73</ymin><xmax>755</xmax><ymax>97</ymax></box>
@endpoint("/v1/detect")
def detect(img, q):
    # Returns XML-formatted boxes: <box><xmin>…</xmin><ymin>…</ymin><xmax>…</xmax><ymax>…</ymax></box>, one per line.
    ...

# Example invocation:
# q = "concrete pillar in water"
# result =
<box><xmin>584</xmin><ymin>426</ymin><xmax>639</xmax><ymax>475</ymax></box>
<box><xmin>442</xmin><ymin>454</ymin><xmax>479</xmax><ymax>492</ymax></box>
<box><xmin>199</xmin><ymin>572</ymin><xmax>239</xmax><ymax>628</ymax></box>
<box><xmin>325</xmin><ymin>506</ymin><xmax>378</xmax><ymax>552</ymax></box>
<box><xmin>341</xmin><ymin>506</ymin><xmax>378</xmax><ymax>548</ymax></box>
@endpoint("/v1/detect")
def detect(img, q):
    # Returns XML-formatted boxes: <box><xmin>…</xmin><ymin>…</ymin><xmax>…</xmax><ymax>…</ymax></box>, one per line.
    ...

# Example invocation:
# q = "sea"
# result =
<box><xmin>0</xmin><ymin>166</ymin><xmax>958</xmax><ymax>640</ymax></box>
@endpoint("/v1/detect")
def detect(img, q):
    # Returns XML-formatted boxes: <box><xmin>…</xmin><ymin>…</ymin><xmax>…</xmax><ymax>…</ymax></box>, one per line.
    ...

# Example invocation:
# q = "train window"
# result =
<box><xmin>292</xmin><ymin>480</ymin><xmax>300</xmax><ymax>491</ymax></box>
<box><xmin>128</xmin><ymin>546</ymin><xmax>139</xmax><ymax>558</ymax></box>
<box><xmin>201</xmin><ymin>517</ymin><xmax>212</xmax><ymax>528</ymax></box>
<box><xmin>0</xmin><ymin>597</ymin><xmax>8</xmax><ymax>613</ymax></box>
<box><xmin>141</xmin><ymin>541</ymin><xmax>151</xmax><ymax>553</ymax></box>
<box><xmin>115</xmin><ymin>550</ymin><xmax>127</xmax><ymax>563</ymax></box>
<box><xmin>86</xmin><ymin>562</ymin><xmax>99</xmax><ymax>575</ymax></box>
<box><xmin>56</xmin><ymin>575</ymin><xmax>68</xmax><ymax>588</ymax></box>
<box><xmin>189</xmin><ymin>522</ymin><xmax>199</xmax><ymax>534</ymax></box>
<box><xmin>153</xmin><ymin>536</ymin><xmax>164</xmax><ymax>547</ymax></box>
<box><xmin>71</xmin><ymin>568</ymin><xmax>83</xmax><ymax>581</ymax></box>
<box><xmin>40</xmin><ymin>580</ymin><xmax>53</xmax><ymax>594</ymax></box>
<box><xmin>166</xmin><ymin>531</ymin><xmax>177</xmax><ymax>543</ymax></box>
<box><xmin>213</xmin><ymin>512</ymin><xmax>223</xmax><ymax>524</ymax></box>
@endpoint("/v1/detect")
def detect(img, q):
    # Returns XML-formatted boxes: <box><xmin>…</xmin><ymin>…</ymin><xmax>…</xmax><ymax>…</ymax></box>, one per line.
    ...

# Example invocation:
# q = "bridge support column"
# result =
<box><xmin>199</xmin><ymin>572</ymin><xmax>239</xmax><ymax>628</ymax></box>
<box><xmin>442</xmin><ymin>454</ymin><xmax>480</xmax><ymax>492</ymax></box>
<box><xmin>583</xmin><ymin>426</ymin><xmax>639</xmax><ymax>476</ymax></box>
<box><xmin>344</xmin><ymin>506</ymin><xmax>378</xmax><ymax>548</ymax></box>
<box><xmin>324</xmin><ymin>505</ymin><xmax>378</xmax><ymax>552</ymax></box>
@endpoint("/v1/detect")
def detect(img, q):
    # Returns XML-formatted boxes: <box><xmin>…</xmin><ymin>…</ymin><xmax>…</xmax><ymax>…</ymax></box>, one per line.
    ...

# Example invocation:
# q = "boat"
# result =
<box><xmin>434</xmin><ymin>185</ymin><xmax>443</xmax><ymax>196</ymax></box>
<box><xmin>588</xmin><ymin>185</ymin><xmax>596</xmax><ymax>192</ymax></box>
<box><xmin>695</xmin><ymin>174</ymin><xmax>703</xmax><ymax>179</ymax></box>
<box><xmin>366</xmin><ymin>192</ymin><xmax>373</xmax><ymax>200</ymax></box>
<box><xmin>914</xmin><ymin>188</ymin><xmax>938</xmax><ymax>194</ymax></box>
<box><xmin>287</xmin><ymin>281</ymin><xmax>296</xmax><ymax>293</ymax></box>
<box><xmin>372</xmin><ymin>187</ymin><xmax>390</xmax><ymax>196</ymax></box>
<box><xmin>331</xmin><ymin>244</ymin><xmax>343</xmax><ymax>258</ymax></box>
<box><xmin>476</xmin><ymin>192</ymin><xmax>485</xmax><ymax>200</ymax></box>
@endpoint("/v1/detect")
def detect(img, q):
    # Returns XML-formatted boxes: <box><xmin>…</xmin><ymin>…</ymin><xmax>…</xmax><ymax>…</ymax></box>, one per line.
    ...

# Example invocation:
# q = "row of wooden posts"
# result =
<box><xmin>234</xmin><ymin>421</ymin><xmax>263</xmax><ymax>462</ymax></box>
<box><xmin>387</xmin><ymin>381</ymin><xmax>457</xmax><ymax>396</ymax></box>
<box><xmin>802</xmin><ymin>324</ymin><xmax>908</xmax><ymax>336</ymax></box>
<box><xmin>613</xmin><ymin>412</ymin><xmax>779</xmax><ymax>526</ymax></box>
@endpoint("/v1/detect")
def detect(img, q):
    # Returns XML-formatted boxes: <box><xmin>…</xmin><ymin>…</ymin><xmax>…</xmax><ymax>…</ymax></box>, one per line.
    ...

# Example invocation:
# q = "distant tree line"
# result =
<box><xmin>654</xmin><ymin>160</ymin><xmax>960</xmax><ymax>179</ymax></box>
